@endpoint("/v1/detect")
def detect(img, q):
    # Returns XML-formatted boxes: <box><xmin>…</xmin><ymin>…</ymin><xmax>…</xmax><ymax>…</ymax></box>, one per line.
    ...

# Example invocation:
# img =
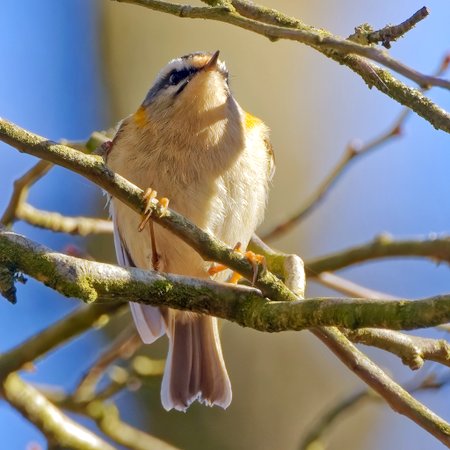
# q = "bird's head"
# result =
<box><xmin>141</xmin><ymin>51</ymin><xmax>230</xmax><ymax>119</ymax></box>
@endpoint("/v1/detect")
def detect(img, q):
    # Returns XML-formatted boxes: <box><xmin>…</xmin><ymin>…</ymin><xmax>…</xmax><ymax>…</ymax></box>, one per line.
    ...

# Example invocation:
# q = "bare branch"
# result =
<box><xmin>73</xmin><ymin>325</ymin><xmax>141</xmax><ymax>403</ymax></box>
<box><xmin>114</xmin><ymin>0</ymin><xmax>450</xmax><ymax>132</ymax></box>
<box><xmin>255</xmin><ymin>240</ymin><xmax>450</xmax><ymax>447</ymax></box>
<box><xmin>263</xmin><ymin>53</ymin><xmax>450</xmax><ymax>241</ymax></box>
<box><xmin>1</xmin><ymin>160</ymin><xmax>53</xmax><ymax>227</ymax></box>
<box><xmin>346</xmin><ymin>328</ymin><xmax>450</xmax><ymax>370</ymax></box>
<box><xmin>17</xmin><ymin>203</ymin><xmax>113</xmax><ymax>235</ymax></box>
<box><xmin>312</xmin><ymin>327</ymin><xmax>450</xmax><ymax>447</ymax></box>
<box><xmin>299</xmin><ymin>374</ymin><xmax>450</xmax><ymax>450</ymax></box>
<box><xmin>313</xmin><ymin>271</ymin><xmax>397</xmax><ymax>299</ymax></box>
<box><xmin>2</xmin><ymin>374</ymin><xmax>115</xmax><ymax>450</ymax></box>
<box><xmin>0</xmin><ymin>298</ymin><xmax>125</xmax><ymax>381</ymax></box>
<box><xmin>365</xmin><ymin>6</ymin><xmax>429</xmax><ymax>49</ymax></box>
<box><xmin>306</xmin><ymin>233</ymin><xmax>450</xmax><ymax>275</ymax></box>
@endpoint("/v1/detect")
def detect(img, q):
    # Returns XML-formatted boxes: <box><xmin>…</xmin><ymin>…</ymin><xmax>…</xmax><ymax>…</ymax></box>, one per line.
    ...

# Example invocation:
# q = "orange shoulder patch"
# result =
<box><xmin>133</xmin><ymin>106</ymin><xmax>148</xmax><ymax>129</ymax></box>
<box><xmin>244</xmin><ymin>112</ymin><xmax>262</xmax><ymax>130</ymax></box>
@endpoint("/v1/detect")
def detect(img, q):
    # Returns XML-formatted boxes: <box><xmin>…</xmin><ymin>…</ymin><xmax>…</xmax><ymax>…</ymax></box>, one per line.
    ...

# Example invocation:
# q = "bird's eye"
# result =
<box><xmin>169</xmin><ymin>69</ymin><xmax>190</xmax><ymax>86</ymax></box>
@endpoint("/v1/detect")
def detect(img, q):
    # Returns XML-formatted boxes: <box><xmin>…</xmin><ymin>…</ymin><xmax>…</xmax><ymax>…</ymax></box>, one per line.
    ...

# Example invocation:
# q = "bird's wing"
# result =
<box><xmin>111</xmin><ymin>204</ymin><xmax>166</xmax><ymax>344</ymax></box>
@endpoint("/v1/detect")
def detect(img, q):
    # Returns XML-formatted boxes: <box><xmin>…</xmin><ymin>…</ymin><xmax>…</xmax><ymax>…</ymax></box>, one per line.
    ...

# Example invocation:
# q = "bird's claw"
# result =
<box><xmin>138</xmin><ymin>188</ymin><xmax>169</xmax><ymax>232</ymax></box>
<box><xmin>208</xmin><ymin>242</ymin><xmax>265</xmax><ymax>285</ymax></box>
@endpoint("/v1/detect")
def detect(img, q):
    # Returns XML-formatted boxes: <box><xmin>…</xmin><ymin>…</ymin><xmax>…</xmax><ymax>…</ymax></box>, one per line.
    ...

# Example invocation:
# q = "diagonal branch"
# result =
<box><xmin>2</xmin><ymin>374</ymin><xmax>115</xmax><ymax>450</ymax></box>
<box><xmin>0</xmin><ymin>118</ymin><xmax>296</xmax><ymax>303</ymax></box>
<box><xmin>254</xmin><ymin>238</ymin><xmax>450</xmax><ymax>447</ymax></box>
<box><xmin>312</xmin><ymin>327</ymin><xmax>450</xmax><ymax>447</ymax></box>
<box><xmin>0</xmin><ymin>298</ymin><xmax>125</xmax><ymax>381</ymax></box>
<box><xmin>1</xmin><ymin>160</ymin><xmax>53</xmax><ymax>227</ymax></box>
<box><xmin>116</xmin><ymin>0</ymin><xmax>450</xmax><ymax>132</ymax></box>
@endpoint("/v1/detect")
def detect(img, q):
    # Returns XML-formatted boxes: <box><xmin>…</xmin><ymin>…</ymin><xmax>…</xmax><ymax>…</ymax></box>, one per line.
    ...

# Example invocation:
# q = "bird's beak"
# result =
<box><xmin>204</xmin><ymin>50</ymin><xmax>220</xmax><ymax>71</ymax></box>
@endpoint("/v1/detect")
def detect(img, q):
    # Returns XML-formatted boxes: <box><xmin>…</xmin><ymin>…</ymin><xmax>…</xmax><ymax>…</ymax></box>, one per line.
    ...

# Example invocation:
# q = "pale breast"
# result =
<box><xmin>107</xmin><ymin>106</ymin><xmax>271</xmax><ymax>280</ymax></box>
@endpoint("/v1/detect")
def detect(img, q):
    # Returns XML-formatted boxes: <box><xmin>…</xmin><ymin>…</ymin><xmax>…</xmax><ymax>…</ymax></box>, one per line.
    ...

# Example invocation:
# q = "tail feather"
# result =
<box><xmin>130</xmin><ymin>303</ymin><xmax>166</xmax><ymax>344</ymax></box>
<box><xmin>161</xmin><ymin>312</ymin><xmax>232</xmax><ymax>412</ymax></box>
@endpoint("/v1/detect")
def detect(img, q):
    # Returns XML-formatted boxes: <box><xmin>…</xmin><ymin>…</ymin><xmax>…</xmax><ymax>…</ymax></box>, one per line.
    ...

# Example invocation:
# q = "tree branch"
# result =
<box><xmin>2</xmin><ymin>374</ymin><xmax>115</xmax><ymax>450</ymax></box>
<box><xmin>364</xmin><ymin>6</ymin><xmax>429</xmax><ymax>49</ymax></box>
<box><xmin>306</xmin><ymin>233</ymin><xmax>450</xmax><ymax>275</ymax></box>
<box><xmin>17</xmin><ymin>203</ymin><xmax>113</xmax><ymax>235</ymax></box>
<box><xmin>255</xmin><ymin>239</ymin><xmax>450</xmax><ymax>447</ymax></box>
<box><xmin>312</xmin><ymin>327</ymin><xmax>450</xmax><ymax>447</ymax></box>
<box><xmin>345</xmin><ymin>328</ymin><xmax>450</xmax><ymax>370</ymax></box>
<box><xmin>1</xmin><ymin>160</ymin><xmax>53</xmax><ymax>227</ymax></box>
<box><xmin>0</xmin><ymin>118</ymin><xmax>296</xmax><ymax>303</ymax></box>
<box><xmin>263</xmin><ymin>52</ymin><xmax>450</xmax><ymax>241</ymax></box>
<box><xmin>114</xmin><ymin>0</ymin><xmax>450</xmax><ymax>132</ymax></box>
<box><xmin>0</xmin><ymin>297</ymin><xmax>125</xmax><ymax>381</ymax></box>
<box><xmin>5</xmin><ymin>229</ymin><xmax>450</xmax><ymax>331</ymax></box>
<box><xmin>299</xmin><ymin>373</ymin><xmax>450</xmax><ymax>450</ymax></box>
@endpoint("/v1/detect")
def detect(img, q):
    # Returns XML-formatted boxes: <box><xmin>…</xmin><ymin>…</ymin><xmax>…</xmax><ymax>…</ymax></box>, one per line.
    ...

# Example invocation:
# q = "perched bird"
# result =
<box><xmin>106</xmin><ymin>51</ymin><xmax>274</xmax><ymax>411</ymax></box>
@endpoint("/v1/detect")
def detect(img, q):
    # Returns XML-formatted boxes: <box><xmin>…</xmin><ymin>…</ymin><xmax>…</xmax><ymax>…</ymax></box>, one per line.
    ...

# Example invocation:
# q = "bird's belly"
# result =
<box><xmin>112</xmin><ymin>151</ymin><xmax>266</xmax><ymax>279</ymax></box>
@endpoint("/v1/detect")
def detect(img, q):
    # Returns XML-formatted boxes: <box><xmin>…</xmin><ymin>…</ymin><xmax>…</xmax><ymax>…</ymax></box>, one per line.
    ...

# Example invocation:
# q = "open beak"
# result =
<box><xmin>203</xmin><ymin>50</ymin><xmax>220</xmax><ymax>71</ymax></box>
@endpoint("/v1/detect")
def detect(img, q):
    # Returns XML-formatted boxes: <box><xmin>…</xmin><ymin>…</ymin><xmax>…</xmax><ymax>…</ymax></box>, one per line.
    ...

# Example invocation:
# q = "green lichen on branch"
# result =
<box><xmin>0</xmin><ymin>118</ymin><xmax>296</xmax><ymax>303</ymax></box>
<box><xmin>3</xmin><ymin>230</ymin><xmax>450</xmax><ymax>333</ymax></box>
<box><xmin>116</xmin><ymin>0</ymin><xmax>450</xmax><ymax>133</ymax></box>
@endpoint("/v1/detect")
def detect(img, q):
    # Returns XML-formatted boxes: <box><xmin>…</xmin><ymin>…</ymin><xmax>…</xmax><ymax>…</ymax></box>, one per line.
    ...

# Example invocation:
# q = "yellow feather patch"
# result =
<box><xmin>133</xmin><ymin>106</ymin><xmax>148</xmax><ymax>129</ymax></box>
<box><xmin>245</xmin><ymin>112</ymin><xmax>262</xmax><ymax>130</ymax></box>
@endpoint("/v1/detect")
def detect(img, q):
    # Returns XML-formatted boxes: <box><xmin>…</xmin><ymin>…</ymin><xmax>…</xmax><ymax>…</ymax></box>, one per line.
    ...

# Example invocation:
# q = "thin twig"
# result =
<box><xmin>305</xmin><ymin>233</ymin><xmax>450</xmax><ymax>276</ymax></box>
<box><xmin>0</xmin><ymin>301</ymin><xmax>125</xmax><ymax>381</ymax></box>
<box><xmin>0</xmin><ymin>160</ymin><xmax>53</xmax><ymax>227</ymax></box>
<box><xmin>299</xmin><ymin>390</ymin><xmax>369</xmax><ymax>450</ymax></box>
<box><xmin>313</xmin><ymin>271</ymin><xmax>397</xmax><ymax>299</ymax></box>
<box><xmin>73</xmin><ymin>325</ymin><xmax>141</xmax><ymax>403</ymax></box>
<box><xmin>367</xmin><ymin>6</ymin><xmax>429</xmax><ymax>49</ymax></box>
<box><xmin>263</xmin><ymin>52</ymin><xmax>450</xmax><ymax>241</ymax></box>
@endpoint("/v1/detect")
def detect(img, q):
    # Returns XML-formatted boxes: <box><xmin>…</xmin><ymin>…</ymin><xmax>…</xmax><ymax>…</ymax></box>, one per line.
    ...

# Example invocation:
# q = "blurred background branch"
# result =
<box><xmin>2</xmin><ymin>1</ymin><xmax>450</xmax><ymax>449</ymax></box>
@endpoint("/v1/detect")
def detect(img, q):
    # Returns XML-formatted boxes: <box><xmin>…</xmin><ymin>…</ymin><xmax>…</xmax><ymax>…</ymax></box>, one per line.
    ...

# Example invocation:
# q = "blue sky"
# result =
<box><xmin>0</xmin><ymin>1</ymin><xmax>450</xmax><ymax>449</ymax></box>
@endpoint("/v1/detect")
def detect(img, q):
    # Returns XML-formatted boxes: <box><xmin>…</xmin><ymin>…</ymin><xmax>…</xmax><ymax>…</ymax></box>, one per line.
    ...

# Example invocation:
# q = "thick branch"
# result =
<box><xmin>4</xmin><ymin>230</ymin><xmax>450</xmax><ymax>336</ymax></box>
<box><xmin>254</xmin><ymin>239</ymin><xmax>450</xmax><ymax>447</ymax></box>
<box><xmin>0</xmin><ymin>118</ymin><xmax>295</xmax><ymax>303</ymax></box>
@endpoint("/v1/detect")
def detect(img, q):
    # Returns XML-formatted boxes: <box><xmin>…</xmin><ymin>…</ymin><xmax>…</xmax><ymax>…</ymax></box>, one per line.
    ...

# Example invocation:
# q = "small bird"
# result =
<box><xmin>106</xmin><ymin>51</ymin><xmax>274</xmax><ymax>411</ymax></box>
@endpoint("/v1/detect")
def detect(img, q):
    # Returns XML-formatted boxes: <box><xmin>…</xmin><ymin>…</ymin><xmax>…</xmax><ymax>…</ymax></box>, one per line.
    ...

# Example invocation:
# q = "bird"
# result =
<box><xmin>106</xmin><ymin>50</ymin><xmax>274</xmax><ymax>412</ymax></box>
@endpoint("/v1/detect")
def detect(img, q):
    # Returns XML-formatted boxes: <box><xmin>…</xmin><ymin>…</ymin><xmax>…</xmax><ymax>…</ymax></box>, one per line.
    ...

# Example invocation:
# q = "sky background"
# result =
<box><xmin>1</xmin><ymin>1</ymin><xmax>450</xmax><ymax>449</ymax></box>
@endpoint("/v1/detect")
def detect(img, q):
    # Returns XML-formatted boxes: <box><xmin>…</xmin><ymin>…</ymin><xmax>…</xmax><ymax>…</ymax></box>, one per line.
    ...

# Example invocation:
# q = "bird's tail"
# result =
<box><xmin>161</xmin><ymin>311</ymin><xmax>232</xmax><ymax>412</ymax></box>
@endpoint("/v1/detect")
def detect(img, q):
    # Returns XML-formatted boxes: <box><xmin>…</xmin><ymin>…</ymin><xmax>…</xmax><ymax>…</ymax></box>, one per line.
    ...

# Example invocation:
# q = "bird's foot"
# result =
<box><xmin>138</xmin><ymin>188</ymin><xmax>169</xmax><ymax>232</ymax></box>
<box><xmin>208</xmin><ymin>242</ymin><xmax>265</xmax><ymax>285</ymax></box>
